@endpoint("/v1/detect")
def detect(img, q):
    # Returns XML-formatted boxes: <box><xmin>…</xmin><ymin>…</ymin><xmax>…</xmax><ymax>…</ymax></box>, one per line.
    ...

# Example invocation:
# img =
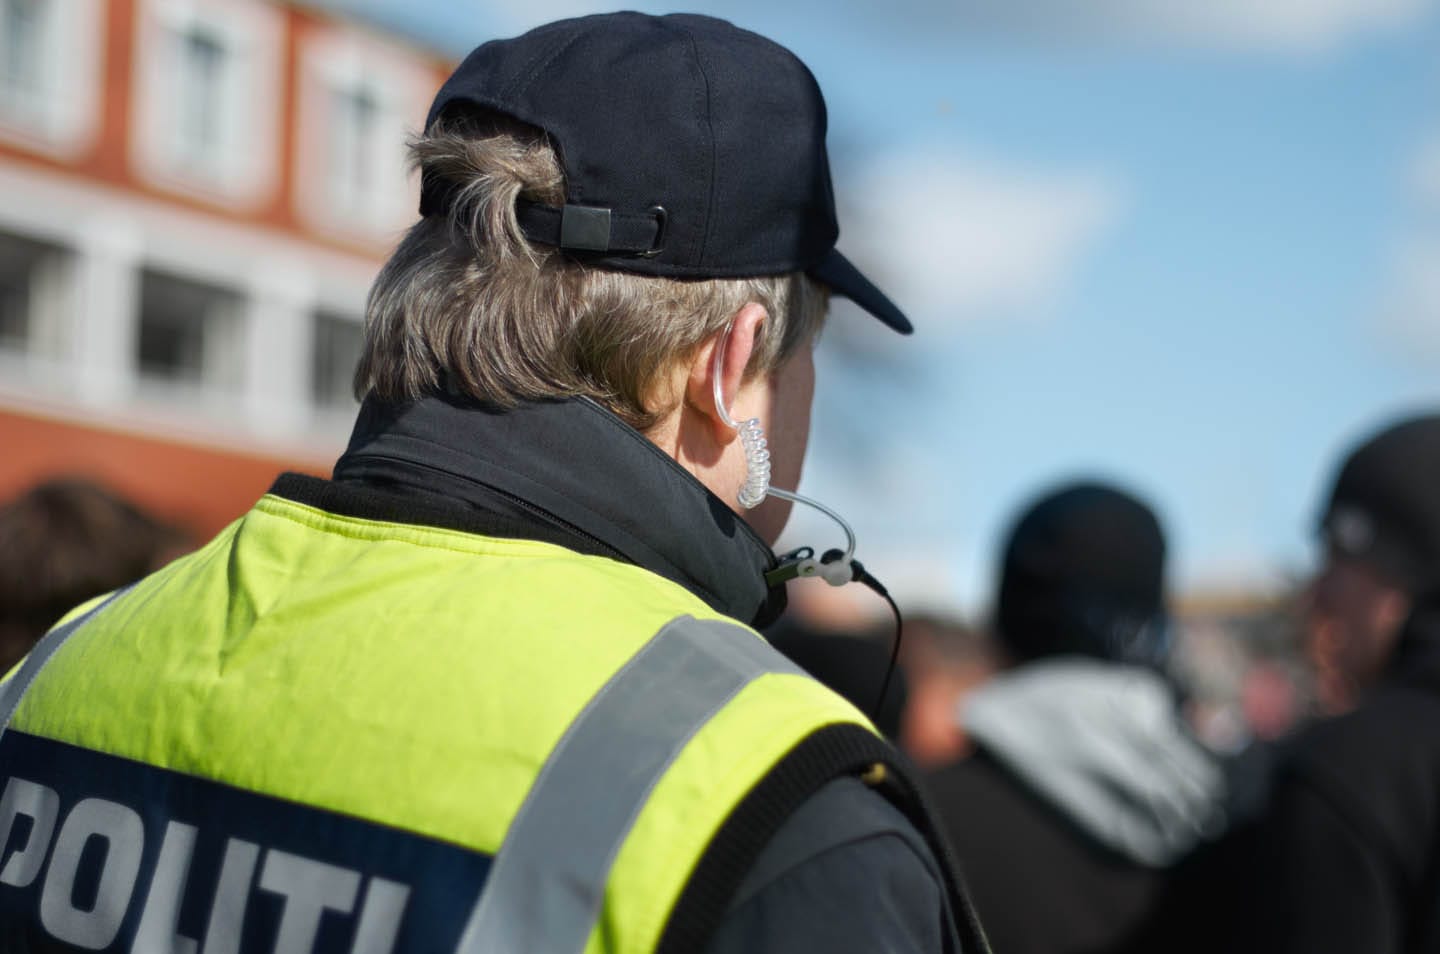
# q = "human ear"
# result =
<box><xmin>686</xmin><ymin>301</ymin><xmax>767</xmax><ymax>443</ymax></box>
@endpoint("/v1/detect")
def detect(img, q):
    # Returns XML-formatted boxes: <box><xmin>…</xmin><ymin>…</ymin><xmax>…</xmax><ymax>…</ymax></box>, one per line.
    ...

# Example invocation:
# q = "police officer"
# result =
<box><xmin>0</xmin><ymin>13</ymin><xmax>985</xmax><ymax>954</ymax></box>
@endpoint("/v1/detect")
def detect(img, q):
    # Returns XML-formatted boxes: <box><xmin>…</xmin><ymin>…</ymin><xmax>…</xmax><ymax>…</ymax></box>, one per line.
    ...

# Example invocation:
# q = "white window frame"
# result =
<box><xmin>309</xmin><ymin>306</ymin><xmax>363</xmax><ymax>413</ymax></box>
<box><xmin>133</xmin><ymin>265</ymin><xmax>246</xmax><ymax>408</ymax></box>
<box><xmin>0</xmin><ymin>231</ymin><xmax>75</xmax><ymax>372</ymax></box>
<box><xmin>130</xmin><ymin>0</ymin><xmax>282</xmax><ymax>208</ymax></box>
<box><xmin>0</xmin><ymin>0</ymin><xmax>102</xmax><ymax>158</ymax></box>
<box><xmin>295</xmin><ymin>24</ymin><xmax>433</xmax><ymax>241</ymax></box>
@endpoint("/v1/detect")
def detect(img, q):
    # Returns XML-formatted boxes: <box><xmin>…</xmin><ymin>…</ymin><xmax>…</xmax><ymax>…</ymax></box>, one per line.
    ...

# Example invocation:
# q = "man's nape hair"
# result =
<box><xmin>354</xmin><ymin>110</ymin><xmax>829</xmax><ymax>432</ymax></box>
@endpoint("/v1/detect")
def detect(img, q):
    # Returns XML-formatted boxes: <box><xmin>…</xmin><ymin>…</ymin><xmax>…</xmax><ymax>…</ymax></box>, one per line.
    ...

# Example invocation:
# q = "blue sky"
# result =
<box><xmin>325</xmin><ymin>0</ymin><xmax>1440</xmax><ymax>614</ymax></box>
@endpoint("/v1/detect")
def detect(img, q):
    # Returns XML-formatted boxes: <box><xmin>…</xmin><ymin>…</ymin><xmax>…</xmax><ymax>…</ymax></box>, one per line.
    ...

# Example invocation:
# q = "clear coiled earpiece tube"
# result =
<box><xmin>733</xmin><ymin>419</ymin><xmax>771</xmax><ymax>509</ymax></box>
<box><xmin>710</xmin><ymin>323</ymin><xmax>854</xmax><ymax>569</ymax></box>
<box><xmin>713</xmin><ymin>327</ymin><xmax>772</xmax><ymax>509</ymax></box>
<box><xmin>766</xmin><ymin>486</ymin><xmax>856</xmax><ymax>563</ymax></box>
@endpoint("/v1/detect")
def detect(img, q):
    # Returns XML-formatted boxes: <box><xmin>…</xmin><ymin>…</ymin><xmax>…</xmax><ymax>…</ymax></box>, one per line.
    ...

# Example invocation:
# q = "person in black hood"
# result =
<box><xmin>924</xmin><ymin>481</ymin><xmax>1224</xmax><ymax>954</ymax></box>
<box><xmin>1232</xmin><ymin>412</ymin><xmax>1440</xmax><ymax>954</ymax></box>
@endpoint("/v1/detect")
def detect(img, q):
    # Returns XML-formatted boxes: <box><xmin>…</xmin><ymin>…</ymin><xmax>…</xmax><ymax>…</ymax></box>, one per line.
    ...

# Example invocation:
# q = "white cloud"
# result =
<box><xmin>835</xmin><ymin>148</ymin><xmax>1123</xmax><ymax>331</ymax></box>
<box><xmin>1380</xmin><ymin>234</ymin><xmax>1440</xmax><ymax>359</ymax></box>
<box><xmin>1377</xmin><ymin>135</ymin><xmax>1440</xmax><ymax>359</ymax></box>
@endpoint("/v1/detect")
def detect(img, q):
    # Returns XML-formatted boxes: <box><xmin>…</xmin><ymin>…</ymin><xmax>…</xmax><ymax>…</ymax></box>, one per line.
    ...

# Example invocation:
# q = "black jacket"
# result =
<box><xmin>924</xmin><ymin>659</ymin><xmax>1224</xmax><ymax>954</ymax></box>
<box><xmin>1234</xmin><ymin>602</ymin><xmax>1440</xmax><ymax>954</ymax></box>
<box><xmin>319</xmin><ymin>393</ymin><xmax>981</xmax><ymax>954</ymax></box>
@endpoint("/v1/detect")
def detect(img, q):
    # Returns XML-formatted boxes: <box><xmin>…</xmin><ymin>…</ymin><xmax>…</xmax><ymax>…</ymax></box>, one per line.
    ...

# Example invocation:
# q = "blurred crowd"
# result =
<box><xmin>758</xmin><ymin>412</ymin><xmax>1440</xmax><ymax>953</ymax></box>
<box><xmin>774</xmin><ymin>524</ymin><xmax>1314</xmax><ymax>773</ymax></box>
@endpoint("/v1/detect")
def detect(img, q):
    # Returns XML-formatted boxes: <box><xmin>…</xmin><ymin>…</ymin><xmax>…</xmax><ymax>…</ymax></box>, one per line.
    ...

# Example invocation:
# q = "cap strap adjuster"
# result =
<box><xmin>560</xmin><ymin>205</ymin><xmax>612</xmax><ymax>251</ymax></box>
<box><xmin>516</xmin><ymin>200</ymin><xmax>665</xmax><ymax>257</ymax></box>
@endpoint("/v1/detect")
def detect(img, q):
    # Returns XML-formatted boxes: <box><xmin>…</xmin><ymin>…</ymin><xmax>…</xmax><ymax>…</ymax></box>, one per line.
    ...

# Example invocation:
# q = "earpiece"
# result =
<box><xmin>710</xmin><ymin>321</ymin><xmax>902</xmax><ymax>721</ymax></box>
<box><xmin>712</xmin><ymin>325</ymin><xmax>771</xmax><ymax>509</ymax></box>
<box><xmin>713</xmin><ymin>321</ymin><xmax>861</xmax><ymax>587</ymax></box>
<box><xmin>733</xmin><ymin>418</ymin><xmax>771</xmax><ymax>509</ymax></box>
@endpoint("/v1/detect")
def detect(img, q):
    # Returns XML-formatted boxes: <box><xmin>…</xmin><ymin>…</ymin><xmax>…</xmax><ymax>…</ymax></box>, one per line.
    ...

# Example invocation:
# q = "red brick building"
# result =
<box><xmin>0</xmin><ymin>0</ymin><xmax>451</xmax><ymax>536</ymax></box>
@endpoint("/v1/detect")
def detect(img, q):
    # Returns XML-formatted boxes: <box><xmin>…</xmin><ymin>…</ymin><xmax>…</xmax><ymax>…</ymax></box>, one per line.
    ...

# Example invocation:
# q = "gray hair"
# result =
<box><xmin>354</xmin><ymin>115</ymin><xmax>829</xmax><ymax>432</ymax></box>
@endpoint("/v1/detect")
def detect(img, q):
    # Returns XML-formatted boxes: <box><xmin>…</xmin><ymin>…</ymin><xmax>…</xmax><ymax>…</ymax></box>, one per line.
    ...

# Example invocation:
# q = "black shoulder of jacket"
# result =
<box><xmin>1282</xmin><ymin>686</ymin><xmax>1440</xmax><ymax>885</ymax></box>
<box><xmin>661</xmin><ymin>724</ymin><xmax>989</xmax><ymax>954</ymax></box>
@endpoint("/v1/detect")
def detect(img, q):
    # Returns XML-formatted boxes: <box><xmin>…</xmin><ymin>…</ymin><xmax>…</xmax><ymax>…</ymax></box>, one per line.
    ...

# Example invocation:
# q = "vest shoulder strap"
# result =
<box><xmin>659</xmin><ymin>721</ymin><xmax>992</xmax><ymax>954</ymax></box>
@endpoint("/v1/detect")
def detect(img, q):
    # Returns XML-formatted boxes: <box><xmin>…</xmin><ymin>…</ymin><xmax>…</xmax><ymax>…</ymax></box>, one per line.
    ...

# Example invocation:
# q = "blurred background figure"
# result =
<box><xmin>1231</xmin><ymin>412</ymin><xmax>1440</xmax><ymax>954</ymax></box>
<box><xmin>894</xmin><ymin>615</ymin><xmax>998</xmax><ymax>768</ymax></box>
<box><xmin>1303</xmin><ymin>416</ymin><xmax>1440</xmax><ymax>715</ymax></box>
<box><xmin>767</xmin><ymin>588</ymin><xmax>998</xmax><ymax>752</ymax></box>
<box><xmin>0</xmin><ymin>478</ymin><xmax>191</xmax><ymax>671</ymax></box>
<box><xmin>924</xmin><ymin>481</ymin><xmax>1223</xmax><ymax>954</ymax></box>
<box><xmin>1170</xmin><ymin>587</ymin><xmax>1313</xmax><ymax>755</ymax></box>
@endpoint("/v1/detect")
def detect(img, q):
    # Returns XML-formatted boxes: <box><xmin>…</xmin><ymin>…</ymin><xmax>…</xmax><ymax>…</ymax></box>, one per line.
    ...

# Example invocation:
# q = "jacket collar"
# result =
<box><xmin>332</xmin><ymin>393</ymin><xmax>787</xmax><ymax>628</ymax></box>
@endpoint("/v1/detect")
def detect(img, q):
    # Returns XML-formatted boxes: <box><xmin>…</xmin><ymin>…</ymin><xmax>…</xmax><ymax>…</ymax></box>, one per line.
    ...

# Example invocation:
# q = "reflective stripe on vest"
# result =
<box><xmin>458</xmin><ymin>616</ymin><xmax>802</xmax><ymax>954</ymax></box>
<box><xmin>0</xmin><ymin>587</ymin><xmax>127</xmax><ymax>735</ymax></box>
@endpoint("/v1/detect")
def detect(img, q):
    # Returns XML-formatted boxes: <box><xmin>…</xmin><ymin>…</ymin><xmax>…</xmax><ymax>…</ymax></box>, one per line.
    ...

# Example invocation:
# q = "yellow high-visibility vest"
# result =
<box><xmin>0</xmin><ymin>489</ymin><xmax>923</xmax><ymax>953</ymax></box>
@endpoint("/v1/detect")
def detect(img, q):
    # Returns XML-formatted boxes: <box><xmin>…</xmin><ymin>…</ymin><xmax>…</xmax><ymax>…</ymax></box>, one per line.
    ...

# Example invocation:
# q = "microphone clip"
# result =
<box><xmin>764</xmin><ymin>546</ymin><xmax>860</xmax><ymax>588</ymax></box>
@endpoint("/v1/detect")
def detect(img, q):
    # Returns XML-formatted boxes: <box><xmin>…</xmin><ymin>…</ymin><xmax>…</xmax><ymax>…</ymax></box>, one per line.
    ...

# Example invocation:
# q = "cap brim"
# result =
<box><xmin>809</xmin><ymin>249</ymin><xmax>912</xmax><ymax>334</ymax></box>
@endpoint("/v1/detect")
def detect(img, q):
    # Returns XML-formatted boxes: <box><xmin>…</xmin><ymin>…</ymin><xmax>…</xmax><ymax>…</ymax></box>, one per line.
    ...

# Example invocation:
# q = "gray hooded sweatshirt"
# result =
<box><xmin>963</xmin><ymin>657</ymin><xmax>1225</xmax><ymax>867</ymax></box>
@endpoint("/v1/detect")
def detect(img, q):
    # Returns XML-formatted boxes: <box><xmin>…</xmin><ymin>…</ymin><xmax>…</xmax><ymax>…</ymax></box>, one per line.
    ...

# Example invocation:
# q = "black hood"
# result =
<box><xmin>297</xmin><ymin>393</ymin><xmax>787</xmax><ymax>628</ymax></box>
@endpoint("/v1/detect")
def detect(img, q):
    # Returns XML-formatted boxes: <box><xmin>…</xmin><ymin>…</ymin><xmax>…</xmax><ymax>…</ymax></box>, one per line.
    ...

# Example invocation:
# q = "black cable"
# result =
<box><xmin>853</xmin><ymin>561</ymin><xmax>903</xmax><ymax>723</ymax></box>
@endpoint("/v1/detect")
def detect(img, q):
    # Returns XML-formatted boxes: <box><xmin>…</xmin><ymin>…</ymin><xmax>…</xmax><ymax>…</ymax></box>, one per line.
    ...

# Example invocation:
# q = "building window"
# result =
<box><xmin>0</xmin><ymin>0</ymin><xmax>52</xmax><ymax>128</ymax></box>
<box><xmin>0</xmin><ymin>0</ymin><xmax>45</xmax><ymax>114</ymax></box>
<box><xmin>154</xmin><ymin>16</ymin><xmax>235</xmax><ymax>182</ymax></box>
<box><xmin>309</xmin><ymin>69</ymin><xmax>408</xmax><ymax>231</ymax></box>
<box><xmin>0</xmin><ymin>0</ymin><xmax>101</xmax><ymax>154</ymax></box>
<box><xmin>295</xmin><ymin>27</ymin><xmax>433</xmax><ymax>241</ymax></box>
<box><xmin>131</xmin><ymin>0</ymin><xmax>282</xmax><ymax>205</ymax></box>
<box><xmin>330</xmin><ymin>82</ymin><xmax>380</xmax><ymax>219</ymax></box>
<box><xmin>136</xmin><ymin>268</ymin><xmax>242</xmax><ymax>393</ymax></box>
<box><xmin>0</xmin><ymin>229</ymin><xmax>70</xmax><ymax>360</ymax></box>
<box><xmin>311</xmin><ymin>310</ymin><xmax>362</xmax><ymax>411</ymax></box>
<box><xmin>176</xmin><ymin>24</ymin><xmax>226</xmax><ymax>168</ymax></box>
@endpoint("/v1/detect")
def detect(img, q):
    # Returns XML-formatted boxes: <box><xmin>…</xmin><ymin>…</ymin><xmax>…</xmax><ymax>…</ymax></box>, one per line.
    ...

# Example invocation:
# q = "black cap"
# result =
<box><xmin>996</xmin><ymin>481</ymin><xmax>1169</xmax><ymax>666</ymax></box>
<box><xmin>421</xmin><ymin>12</ymin><xmax>911</xmax><ymax>334</ymax></box>
<box><xmin>1321</xmin><ymin>413</ymin><xmax>1440</xmax><ymax>594</ymax></box>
